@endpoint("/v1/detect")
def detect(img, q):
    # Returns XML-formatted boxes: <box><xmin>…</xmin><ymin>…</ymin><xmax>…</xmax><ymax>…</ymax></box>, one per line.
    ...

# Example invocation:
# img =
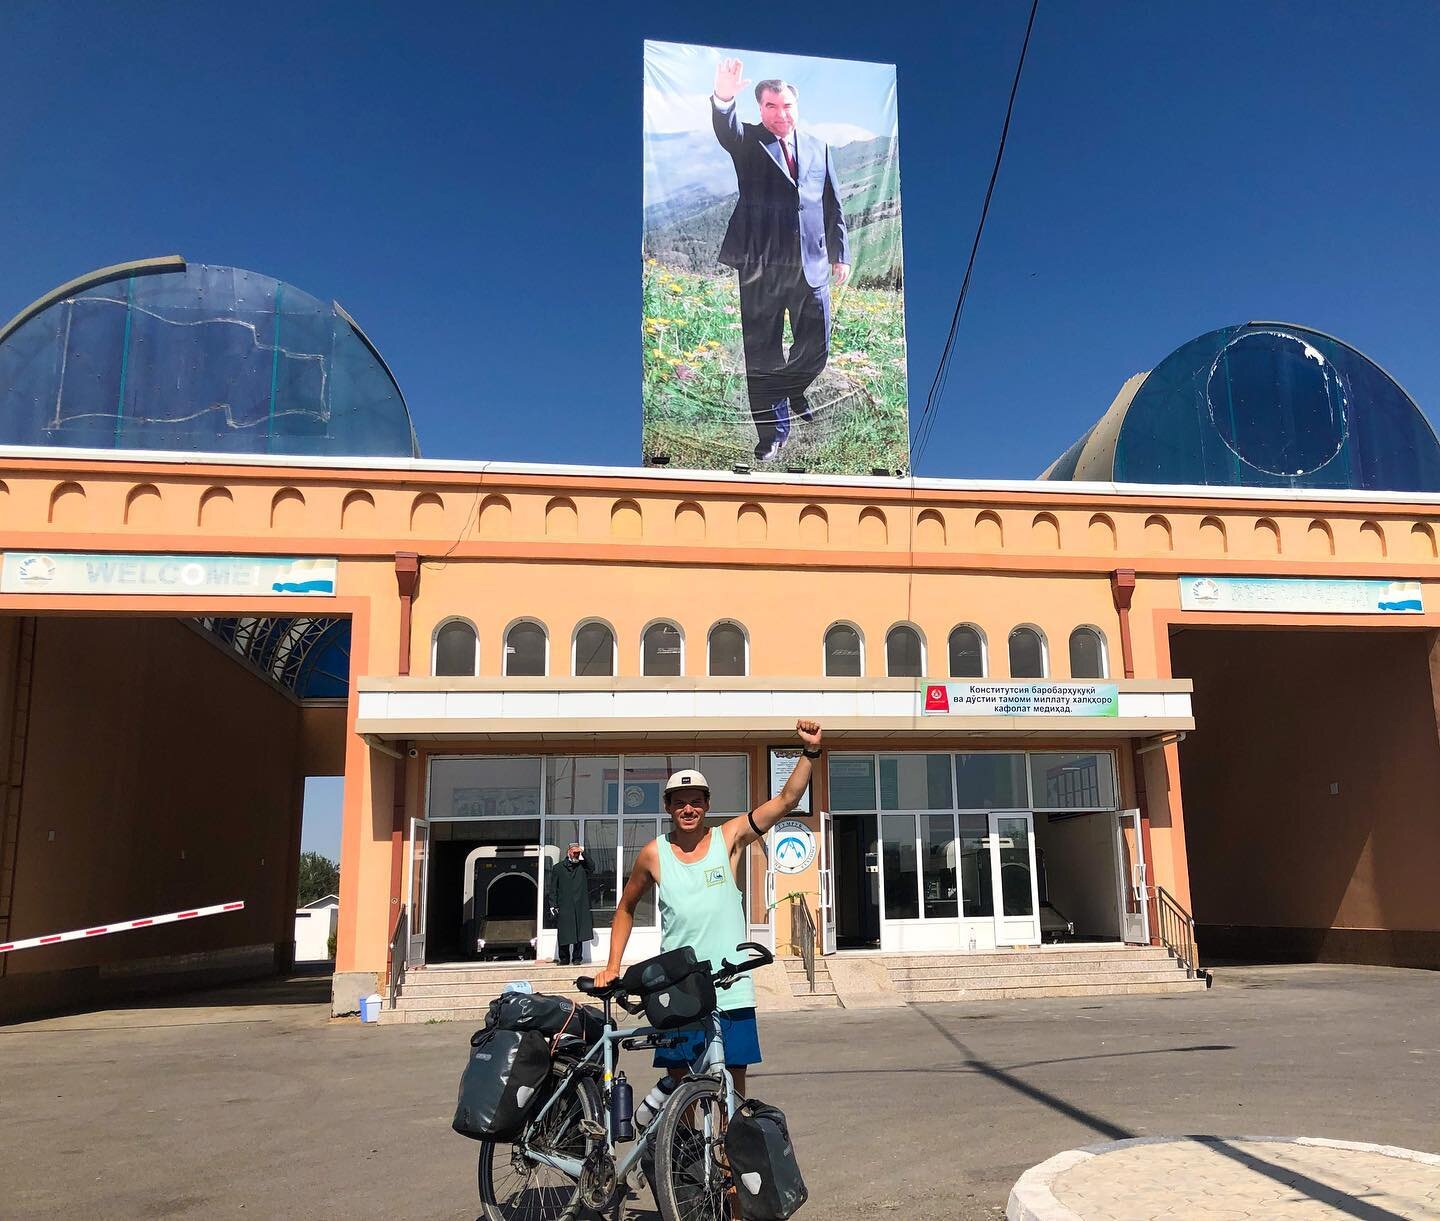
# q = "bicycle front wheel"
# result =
<box><xmin>652</xmin><ymin>1077</ymin><xmax>731</xmax><ymax>1221</ymax></box>
<box><xmin>477</xmin><ymin>1064</ymin><xmax>603</xmax><ymax>1221</ymax></box>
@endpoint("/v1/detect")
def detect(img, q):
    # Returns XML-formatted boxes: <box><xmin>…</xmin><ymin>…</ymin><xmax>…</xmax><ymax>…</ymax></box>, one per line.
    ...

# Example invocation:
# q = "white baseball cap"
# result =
<box><xmin>663</xmin><ymin>769</ymin><xmax>710</xmax><ymax>796</ymax></box>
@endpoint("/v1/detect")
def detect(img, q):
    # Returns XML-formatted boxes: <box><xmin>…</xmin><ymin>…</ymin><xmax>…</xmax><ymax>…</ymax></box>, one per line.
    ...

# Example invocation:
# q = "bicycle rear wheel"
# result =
<box><xmin>652</xmin><ymin>1077</ymin><xmax>731</xmax><ymax>1221</ymax></box>
<box><xmin>477</xmin><ymin>1063</ymin><xmax>602</xmax><ymax>1221</ymax></box>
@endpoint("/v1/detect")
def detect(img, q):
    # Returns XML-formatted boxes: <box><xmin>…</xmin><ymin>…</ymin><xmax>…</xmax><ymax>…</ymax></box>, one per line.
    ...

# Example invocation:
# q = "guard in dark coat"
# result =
<box><xmin>547</xmin><ymin>843</ymin><xmax>594</xmax><ymax>965</ymax></box>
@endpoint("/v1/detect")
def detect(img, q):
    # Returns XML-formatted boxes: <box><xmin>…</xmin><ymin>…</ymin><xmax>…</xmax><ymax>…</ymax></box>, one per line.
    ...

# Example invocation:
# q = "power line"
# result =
<box><xmin>911</xmin><ymin>0</ymin><xmax>1040</xmax><ymax>467</ymax></box>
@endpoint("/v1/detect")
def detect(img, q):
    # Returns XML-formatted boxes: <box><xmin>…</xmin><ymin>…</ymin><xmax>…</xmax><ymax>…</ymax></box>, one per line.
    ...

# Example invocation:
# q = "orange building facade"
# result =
<box><xmin>3</xmin><ymin>447</ymin><xmax>1438</xmax><ymax>1017</ymax></box>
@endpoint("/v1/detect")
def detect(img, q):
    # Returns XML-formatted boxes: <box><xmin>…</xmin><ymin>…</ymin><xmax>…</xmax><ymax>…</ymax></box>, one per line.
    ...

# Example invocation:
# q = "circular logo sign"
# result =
<box><xmin>771</xmin><ymin>819</ymin><xmax>817</xmax><ymax>875</ymax></box>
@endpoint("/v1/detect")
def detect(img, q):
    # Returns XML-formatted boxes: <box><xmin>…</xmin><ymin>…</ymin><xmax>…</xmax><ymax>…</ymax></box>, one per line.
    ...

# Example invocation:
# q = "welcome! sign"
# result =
<box><xmin>923</xmin><ymin>682</ymin><xmax>1119</xmax><ymax>717</ymax></box>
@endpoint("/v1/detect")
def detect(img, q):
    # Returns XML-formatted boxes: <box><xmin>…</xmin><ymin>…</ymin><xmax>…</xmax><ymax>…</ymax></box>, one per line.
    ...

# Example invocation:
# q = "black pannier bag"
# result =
<box><xmin>452</xmin><ymin>1028</ymin><xmax>552</xmax><ymax>1142</ymax></box>
<box><xmin>724</xmin><ymin>1099</ymin><xmax>808</xmax><ymax>1219</ymax></box>
<box><xmin>621</xmin><ymin>947</ymin><xmax>717</xmax><ymax>1031</ymax></box>
<box><xmin>485</xmin><ymin>991</ymin><xmax>607</xmax><ymax>1046</ymax></box>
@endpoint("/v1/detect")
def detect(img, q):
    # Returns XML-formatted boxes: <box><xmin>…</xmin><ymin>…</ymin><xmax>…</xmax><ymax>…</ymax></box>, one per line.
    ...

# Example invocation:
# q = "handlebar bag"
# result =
<box><xmin>641</xmin><ymin>967</ymin><xmax>717</xmax><ymax>1030</ymax></box>
<box><xmin>620</xmin><ymin>946</ymin><xmax>701</xmax><ymax>993</ymax></box>
<box><xmin>485</xmin><ymin>991</ymin><xmax>607</xmax><ymax>1046</ymax></box>
<box><xmin>724</xmin><ymin>1099</ymin><xmax>809</xmax><ymax>1219</ymax></box>
<box><xmin>452</xmin><ymin>1028</ymin><xmax>551</xmax><ymax>1142</ymax></box>
<box><xmin>619</xmin><ymin>947</ymin><xmax>719</xmax><ymax>1030</ymax></box>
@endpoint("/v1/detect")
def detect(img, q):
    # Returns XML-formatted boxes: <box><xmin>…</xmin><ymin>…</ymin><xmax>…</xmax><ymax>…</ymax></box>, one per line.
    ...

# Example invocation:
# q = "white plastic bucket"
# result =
<box><xmin>360</xmin><ymin>992</ymin><xmax>382</xmax><ymax>1023</ymax></box>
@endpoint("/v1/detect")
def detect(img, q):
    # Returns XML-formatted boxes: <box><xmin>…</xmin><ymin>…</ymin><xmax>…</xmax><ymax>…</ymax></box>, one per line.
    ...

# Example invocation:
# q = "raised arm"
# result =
<box><xmin>711</xmin><ymin>56</ymin><xmax>748</xmax><ymax>154</ymax></box>
<box><xmin>593</xmin><ymin>839</ymin><xmax>659</xmax><ymax>988</ymax></box>
<box><xmin>727</xmin><ymin>719</ymin><xmax>823</xmax><ymax>850</ymax></box>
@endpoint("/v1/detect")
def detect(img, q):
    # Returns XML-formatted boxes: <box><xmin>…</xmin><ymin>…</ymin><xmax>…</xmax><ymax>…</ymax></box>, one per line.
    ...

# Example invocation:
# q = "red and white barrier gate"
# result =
<box><xmin>0</xmin><ymin>900</ymin><xmax>245</xmax><ymax>954</ymax></box>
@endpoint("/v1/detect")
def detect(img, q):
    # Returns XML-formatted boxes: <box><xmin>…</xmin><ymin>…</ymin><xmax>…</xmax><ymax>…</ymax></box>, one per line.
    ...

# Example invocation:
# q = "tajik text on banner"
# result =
<box><xmin>642</xmin><ymin>40</ymin><xmax>908</xmax><ymax>475</ymax></box>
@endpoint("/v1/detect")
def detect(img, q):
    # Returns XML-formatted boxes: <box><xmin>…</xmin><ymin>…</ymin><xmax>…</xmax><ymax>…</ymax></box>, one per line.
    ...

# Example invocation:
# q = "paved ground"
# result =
<box><xmin>1</xmin><ymin>963</ymin><xmax>1437</xmax><ymax>1219</ymax></box>
<box><xmin>1012</xmin><ymin>1135</ymin><xmax>1440</xmax><ymax>1220</ymax></box>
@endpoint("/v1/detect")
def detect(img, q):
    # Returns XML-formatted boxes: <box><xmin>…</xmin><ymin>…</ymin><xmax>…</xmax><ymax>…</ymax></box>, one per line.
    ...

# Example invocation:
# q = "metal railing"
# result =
<box><xmin>386</xmin><ymin>905</ymin><xmax>408</xmax><ymax>1009</ymax></box>
<box><xmin>790</xmin><ymin>894</ymin><xmax>817</xmax><ymax>993</ymax></box>
<box><xmin>1155</xmin><ymin>885</ymin><xmax>1209</xmax><ymax>984</ymax></box>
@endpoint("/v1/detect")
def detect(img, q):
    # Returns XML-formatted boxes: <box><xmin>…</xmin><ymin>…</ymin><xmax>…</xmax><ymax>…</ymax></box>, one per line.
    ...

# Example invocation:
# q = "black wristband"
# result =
<box><xmin>801</xmin><ymin>746</ymin><xmax>822</xmax><ymax>759</ymax></box>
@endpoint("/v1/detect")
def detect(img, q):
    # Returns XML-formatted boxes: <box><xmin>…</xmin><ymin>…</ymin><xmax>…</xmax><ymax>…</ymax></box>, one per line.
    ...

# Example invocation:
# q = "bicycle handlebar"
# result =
<box><xmin>713</xmin><ymin>941</ymin><xmax>774</xmax><ymax>988</ymax></box>
<box><xmin>575</xmin><ymin>942</ymin><xmax>775</xmax><ymax>1002</ymax></box>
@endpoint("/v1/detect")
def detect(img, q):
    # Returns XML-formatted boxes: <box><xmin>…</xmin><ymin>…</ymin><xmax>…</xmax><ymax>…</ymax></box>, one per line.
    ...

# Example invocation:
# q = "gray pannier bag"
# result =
<box><xmin>452</xmin><ymin>1027</ymin><xmax>552</xmax><ymax>1141</ymax></box>
<box><xmin>724</xmin><ymin>1098</ymin><xmax>808</xmax><ymax>1219</ymax></box>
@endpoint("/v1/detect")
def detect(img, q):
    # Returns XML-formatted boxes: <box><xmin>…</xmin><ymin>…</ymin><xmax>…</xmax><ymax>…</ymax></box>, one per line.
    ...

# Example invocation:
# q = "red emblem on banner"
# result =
<box><xmin>924</xmin><ymin>685</ymin><xmax>949</xmax><ymax>712</ymax></box>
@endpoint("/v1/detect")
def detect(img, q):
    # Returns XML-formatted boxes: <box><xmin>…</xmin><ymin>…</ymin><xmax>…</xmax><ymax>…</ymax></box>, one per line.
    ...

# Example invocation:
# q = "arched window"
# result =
<box><xmin>948</xmin><ymin>625</ymin><xmax>985</xmax><ymax>678</ymax></box>
<box><xmin>885</xmin><ymin>625</ymin><xmax>923</xmax><ymax>678</ymax></box>
<box><xmin>641</xmin><ymin>621</ymin><xmax>683</xmax><ymax>676</ymax></box>
<box><xmin>573</xmin><ymin>621</ymin><xmax>616</xmax><ymax>677</ymax></box>
<box><xmin>1008</xmin><ymin>626</ymin><xmax>1046</xmax><ymax>678</ymax></box>
<box><xmin>1069</xmin><ymin>627</ymin><xmax>1107</xmax><ymax>679</ymax></box>
<box><xmin>433</xmin><ymin>619</ymin><xmax>478</xmax><ymax>677</ymax></box>
<box><xmin>504</xmin><ymin>619</ymin><xmax>547</xmax><ymax>677</ymax></box>
<box><xmin>708</xmin><ymin>621</ymin><xmax>747</xmax><ymax>677</ymax></box>
<box><xmin>823</xmin><ymin>624</ymin><xmax>863</xmax><ymax>676</ymax></box>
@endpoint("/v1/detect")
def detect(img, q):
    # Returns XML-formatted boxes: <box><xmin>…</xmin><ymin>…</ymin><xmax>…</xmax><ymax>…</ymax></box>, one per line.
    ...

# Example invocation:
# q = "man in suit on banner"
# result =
<box><xmin>711</xmin><ymin>57</ymin><xmax>850</xmax><ymax>462</ymax></box>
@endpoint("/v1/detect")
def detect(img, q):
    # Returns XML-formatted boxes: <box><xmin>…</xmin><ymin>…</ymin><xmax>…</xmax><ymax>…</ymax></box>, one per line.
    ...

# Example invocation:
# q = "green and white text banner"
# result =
<box><xmin>923</xmin><ymin>682</ymin><xmax>1119</xmax><ymax>717</ymax></box>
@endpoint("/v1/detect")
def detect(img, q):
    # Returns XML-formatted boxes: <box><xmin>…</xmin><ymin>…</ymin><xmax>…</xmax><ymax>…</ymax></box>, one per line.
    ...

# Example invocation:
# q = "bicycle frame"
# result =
<box><xmin>516</xmin><ymin>1000</ymin><xmax>738</xmax><ymax>1183</ymax></box>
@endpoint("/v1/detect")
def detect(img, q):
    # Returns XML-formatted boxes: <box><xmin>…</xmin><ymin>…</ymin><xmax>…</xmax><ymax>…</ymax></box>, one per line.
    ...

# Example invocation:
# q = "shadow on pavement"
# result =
<box><xmin>912</xmin><ymin>1008</ymin><xmax>1410</xmax><ymax>1221</ymax></box>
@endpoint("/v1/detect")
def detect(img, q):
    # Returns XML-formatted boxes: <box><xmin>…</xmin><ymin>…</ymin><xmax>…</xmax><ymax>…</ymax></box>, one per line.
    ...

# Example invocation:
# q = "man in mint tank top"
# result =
<box><xmin>595</xmin><ymin>718</ymin><xmax>823</xmax><ymax>1096</ymax></box>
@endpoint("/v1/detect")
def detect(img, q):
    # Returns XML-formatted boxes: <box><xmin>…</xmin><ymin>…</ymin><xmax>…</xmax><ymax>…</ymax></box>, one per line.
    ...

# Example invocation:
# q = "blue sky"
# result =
<box><xmin>6</xmin><ymin>2</ymin><xmax>1440</xmax><ymax>481</ymax></box>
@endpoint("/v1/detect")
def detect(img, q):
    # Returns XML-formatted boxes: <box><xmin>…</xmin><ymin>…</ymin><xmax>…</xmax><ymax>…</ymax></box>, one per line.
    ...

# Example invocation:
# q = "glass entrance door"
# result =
<box><xmin>819</xmin><ymin>809</ymin><xmax>836</xmax><ymax>955</ymax></box>
<box><xmin>988</xmin><ymin>812</ymin><xmax>1040</xmax><ymax>946</ymax></box>
<box><xmin>407</xmin><ymin>817</ymin><xmax>429</xmax><ymax>967</ymax></box>
<box><xmin>1115</xmin><ymin>809</ymin><xmax>1149</xmax><ymax>944</ymax></box>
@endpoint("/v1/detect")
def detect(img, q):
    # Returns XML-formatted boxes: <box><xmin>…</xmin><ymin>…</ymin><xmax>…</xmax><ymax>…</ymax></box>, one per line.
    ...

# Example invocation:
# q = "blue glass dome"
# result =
<box><xmin>1042</xmin><ymin>323</ymin><xmax>1440</xmax><ymax>492</ymax></box>
<box><xmin>0</xmin><ymin>258</ymin><xmax>418</xmax><ymax>457</ymax></box>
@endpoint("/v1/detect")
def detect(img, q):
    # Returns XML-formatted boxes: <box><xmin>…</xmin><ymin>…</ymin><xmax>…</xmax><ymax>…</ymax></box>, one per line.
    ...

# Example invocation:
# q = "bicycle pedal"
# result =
<box><xmin>579</xmin><ymin>1119</ymin><xmax>607</xmax><ymax>1138</ymax></box>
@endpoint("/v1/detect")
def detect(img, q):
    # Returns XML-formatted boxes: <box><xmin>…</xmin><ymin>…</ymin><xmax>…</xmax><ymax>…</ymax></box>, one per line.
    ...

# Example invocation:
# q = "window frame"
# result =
<box><xmin>822</xmin><ymin>620</ymin><xmax>866</xmax><ymax>677</ymax></box>
<box><xmin>431</xmin><ymin>615</ymin><xmax>480</xmax><ymax>678</ymax></box>
<box><xmin>502</xmin><ymin>617</ymin><xmax>550</xmax><ymax>677</ymax></box>
<box><xmin>640</xmin><ymin>618</ymin><xmax>685</xmax><ymax>677</ymax></box>
<box><xmin>1007</xmin><ymin>624</ymin><xmax>1048</xmax><ymax>679</ymax></box>
<box><xmin>946</xmin><ymin>623</ymin><xmax>987</xmax><ymax>679</ymax></box>
<box><xmin>571</xmin><ymin>617</ymin><xmax>618</xmax><ymax>678</ymax></box>
<box><xmin>884</xmin><ymin>622</ymin><xmax>927</xmax><ymax>678</ymax></box>
<box><xmin>706</xmin><ymin>619</ymin><xmax>750</xmax><ymax>677</ymax></box>
<box><xmin>1067</xmin><ymin>625</ymin><xmax>1109</xmax><ymax>680</ymax></box>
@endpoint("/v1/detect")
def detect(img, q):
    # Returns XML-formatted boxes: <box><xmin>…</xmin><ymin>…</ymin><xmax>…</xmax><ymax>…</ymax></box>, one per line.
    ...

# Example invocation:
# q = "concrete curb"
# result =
<box><xmin>1006</xmin><ymin>1134</ymin><xmax>1440</xmax><ymax>1220</ymax></box>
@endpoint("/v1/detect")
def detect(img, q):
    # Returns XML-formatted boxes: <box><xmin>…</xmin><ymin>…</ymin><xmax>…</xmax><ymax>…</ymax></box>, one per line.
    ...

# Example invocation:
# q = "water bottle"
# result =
<box><xmin>610</xmin><ymin>1070</ymin><xmax>634</xmax><ymax>1141</ymax></box>
<box><xmin>634</xmin><ymin>1075</ymin><xmax>679</xmax><ymax>1131</ymax></box>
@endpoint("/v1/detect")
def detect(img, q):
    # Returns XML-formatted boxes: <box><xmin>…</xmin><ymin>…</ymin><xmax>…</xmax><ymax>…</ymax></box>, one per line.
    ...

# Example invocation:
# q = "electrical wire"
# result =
<box><xmin>911</xmin><ymin>0</ymin><xmax>1040</xmax><ymax>466</ymax></box>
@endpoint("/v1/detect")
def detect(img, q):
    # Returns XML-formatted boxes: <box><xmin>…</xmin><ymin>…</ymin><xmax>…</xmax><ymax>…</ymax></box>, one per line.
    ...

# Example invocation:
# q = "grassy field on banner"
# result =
<box><xmin>641</xmin><ymin>262</ymin><xmax>909</xmax><ymax>474</ymax></box>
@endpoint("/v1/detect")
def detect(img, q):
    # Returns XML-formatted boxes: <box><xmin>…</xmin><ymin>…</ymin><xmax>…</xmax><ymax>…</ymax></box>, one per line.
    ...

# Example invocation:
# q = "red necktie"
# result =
<box><xmin>782</xmin><ymin>140</ymin><xmax>796</xmax><ymax>180</ymax></box>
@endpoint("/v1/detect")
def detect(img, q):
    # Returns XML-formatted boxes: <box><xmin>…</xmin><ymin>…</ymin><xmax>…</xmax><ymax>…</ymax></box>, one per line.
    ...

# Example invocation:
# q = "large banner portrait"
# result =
<box><xmin>643</xmin><ymin>40</ymin><xmax>908</xmax><ymax>474</ymax></box>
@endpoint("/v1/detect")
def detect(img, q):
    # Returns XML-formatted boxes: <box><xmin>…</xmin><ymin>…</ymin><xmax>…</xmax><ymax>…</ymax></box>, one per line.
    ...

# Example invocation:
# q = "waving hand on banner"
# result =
<box><xmin>713</xmin><ymin>57</ymin><xmax>749</xmax><ymax>103</ymax></box>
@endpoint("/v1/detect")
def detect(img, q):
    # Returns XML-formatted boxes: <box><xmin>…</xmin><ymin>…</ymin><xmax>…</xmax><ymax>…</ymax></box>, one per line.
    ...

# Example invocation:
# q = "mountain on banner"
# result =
<box><xmin>644</xmin><ymin>133</ymin><xmax>903</xmax><ymax>289</ymax></box>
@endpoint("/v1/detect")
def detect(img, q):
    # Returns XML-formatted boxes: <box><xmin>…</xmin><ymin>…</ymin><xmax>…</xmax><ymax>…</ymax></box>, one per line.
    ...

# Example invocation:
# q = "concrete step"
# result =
<box><xmin>399</xmin><ymin>978</ymin><xmax>597</xmax><ymax>999</ymax></box>
<box><xmin>380</xmin><ymin>1006</ymin><xmax>497</xmax><ymax>1025</ymax></box>
<box><xmin>876</xmin><ymin>947</ymin><xmax>1173</xmax><ymax>969</ymax></box>
<box><xmin>786</xmin><ymin>981</ymin><xmax>838</xmax><ymax>997</ymax></box>
<box><xmin>893</xmin><ymin>969</ymin><xmax>1190</xmax><ymax>992</ymax></box>
<box><xmin>887</xmin><ymin>957</ymin><xmax>1181</xmax><ymax>982</ymax></box>
<box><xmin>404</xmin><ymin>967</ymin><xmax>591</xmax><ymax>987</ymax></box>
<box><xmin>901</xmin><ymin>978</ymin><xmax>1208</xmax><ymax>1002</ymax></box>
<box><xmin>789</xmin><ymin>994</ymin><xmax>844</xmax><ymax>1010</ymax></box>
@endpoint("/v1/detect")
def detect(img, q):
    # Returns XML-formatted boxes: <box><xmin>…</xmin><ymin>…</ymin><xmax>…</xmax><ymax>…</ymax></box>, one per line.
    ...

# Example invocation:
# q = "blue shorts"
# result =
<box><xmin>653</xmin><ymin>1007</ymin><xmax>762</xmax><ymax>1068</ymax></box>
